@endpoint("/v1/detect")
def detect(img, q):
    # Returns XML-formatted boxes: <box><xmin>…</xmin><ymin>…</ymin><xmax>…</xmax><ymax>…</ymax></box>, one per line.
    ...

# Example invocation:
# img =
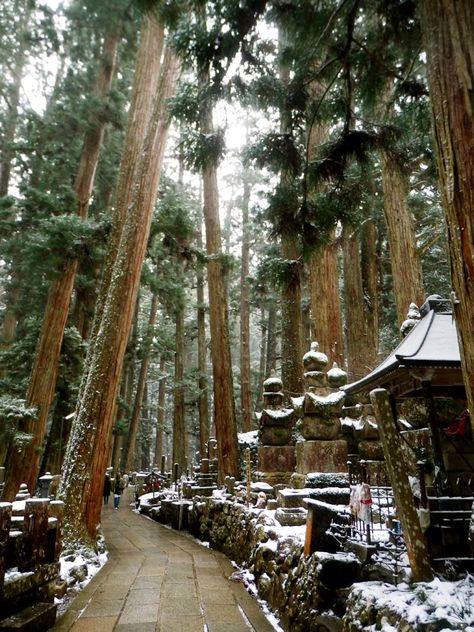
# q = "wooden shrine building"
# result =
<box><xmin>343</xmin><ymin>295</ymin><xmax>474</xmax><ymax>572</ymax></box>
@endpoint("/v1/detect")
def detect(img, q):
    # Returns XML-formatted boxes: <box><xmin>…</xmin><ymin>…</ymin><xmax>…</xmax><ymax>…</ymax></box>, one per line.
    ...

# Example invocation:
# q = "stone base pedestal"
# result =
<box><xmin>296</xmin><ymin>439</ymin><xmax>348</xmax><ymax>474</ymax></box>
<box><xmin>358</xmin><ymin>440</ymin><xmax>384</xmax><ymax>460</ymax></box>
<box><xmin>253</xmin><ymin>471</ymin><xmax>293</xmax><ymax>486</ymax></box>
<box><xmin>258</xmin><ymin>445</ymin><xmax>296</xmax><ymax>472</ymax></box>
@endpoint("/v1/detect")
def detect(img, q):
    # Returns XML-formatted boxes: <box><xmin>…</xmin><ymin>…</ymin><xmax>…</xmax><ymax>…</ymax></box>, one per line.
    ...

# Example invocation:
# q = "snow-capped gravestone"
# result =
<box><xmin>293</xmin><ymin>343</ymin><xmax>348</xmax><ymax>480</ymax></box>
<box><xmin>256</xmin><ymin>372</ymin><xmax>296</xmax><ymax>485</ymax></box>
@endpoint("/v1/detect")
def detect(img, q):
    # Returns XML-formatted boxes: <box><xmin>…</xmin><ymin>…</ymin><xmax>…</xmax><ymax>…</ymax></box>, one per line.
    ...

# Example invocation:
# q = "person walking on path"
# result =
<box><xmin>113</xmin><ymin>473</ymin><xmax>123</xmax><ymax>510</ymax></box>
<box><xmin>103</xmin><ymin>474</ymin><xmax>111</xmax><ymax>505</ymax></box>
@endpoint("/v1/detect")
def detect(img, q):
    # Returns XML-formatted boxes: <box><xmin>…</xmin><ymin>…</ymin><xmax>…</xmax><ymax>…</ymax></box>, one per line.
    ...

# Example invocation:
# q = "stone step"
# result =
<box><xmin>0</xmin><ymin>602</ymin><xmax>57</xmax><ymax>632</ymax></box>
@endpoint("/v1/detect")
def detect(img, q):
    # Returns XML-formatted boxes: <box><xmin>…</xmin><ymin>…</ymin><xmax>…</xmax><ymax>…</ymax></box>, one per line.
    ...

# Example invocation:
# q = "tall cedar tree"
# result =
<box><xmin>198</xmin><ymin>53</ymin><xmax>239</xmax><ymax>479</ymax></box>
<box><xmin>59</xmin><ymin>30</ymin><xmax>180</xmax><ymax>546</ymax></box>
<box><xmin>278</xmin><ymin>28</ymin><xmax>303</xmax><ymax>396</ymax></box>
<box><xmin>2</xmin><ymin>18</ymin><xmax>122</xmax><ymax>500</ymax></box>
<box><xmin>123</xmin><ymin>292</ymin><xmax>159</xmax><ymax>472</ymax></box>
<box><xmin>240</xmin><ymin>169</ymin><xmax>252</xmax><ymax>432</ymax></box>
<box><xmin>418</xmin><ymin>0</ymin><xmax>474</xmax><ymax>436</ymax></box>
<box><xmin>196</xmin><ymin>211</ymin><xmax>210</xmax><ymax>457</ymax></box>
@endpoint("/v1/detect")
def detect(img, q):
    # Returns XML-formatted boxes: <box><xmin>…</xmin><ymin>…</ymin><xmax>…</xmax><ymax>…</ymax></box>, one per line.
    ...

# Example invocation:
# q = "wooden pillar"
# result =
<box><xmin>370</xmin><ymin>388</ymin><xmax>433</xmax><ymax>582</ymax></box>
<box><xmin>421</xmin><ymin>380</ymin><xmax>446</xmax><ymax>491</ymax></box>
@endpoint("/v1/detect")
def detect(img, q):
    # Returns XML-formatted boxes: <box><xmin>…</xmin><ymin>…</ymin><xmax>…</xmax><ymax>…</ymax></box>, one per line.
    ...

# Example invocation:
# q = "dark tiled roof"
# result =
<box><xmin>343</xmin><ymin>297</ymin><xmax>460</xmax><ymax>396</ymax></box>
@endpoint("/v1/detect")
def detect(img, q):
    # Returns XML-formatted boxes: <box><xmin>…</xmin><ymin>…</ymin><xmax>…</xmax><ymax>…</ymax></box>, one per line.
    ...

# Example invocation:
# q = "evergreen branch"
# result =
<box><xmin>352</xmin><ymin>37</ymin><xmax>404</xmax><ymax>82</ymax></box>
<box><xmin>342</xmin><ymin>0</ymin><xmax>360</xmax><ymax>133</ymax></box>
<box><xmin>418</xmin><ymin>229</ymin><xmax>443</xmax><ymax>255</ymax></box>
<box><xmin>302</xmin><ymin>67</ymin><xmax>342</xmax><ymax>205</ymax></box>
<box><xmin>310</xmin><ymin>0</ymin><xmax>351</xmax><ymax>59</ymax></box>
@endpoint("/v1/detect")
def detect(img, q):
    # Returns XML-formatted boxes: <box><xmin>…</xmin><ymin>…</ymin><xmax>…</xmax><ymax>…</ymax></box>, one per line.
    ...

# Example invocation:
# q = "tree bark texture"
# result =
<box><xmin>370</xmin><ymin>388</ymin><xmax>433</xmax><ymax>582</ymax></box>
<box><xmin>172</xmin><ymin>300</ymin><xmax>186</xmax><ymax>472</ymax></box>
<box><xmin>418</xmin><ymin>0</ymin><xmax>474</xmax><ymax>436</ymax></box>
<box><xmin>278</xmin><ymin>29</ymin><xmax>303</xmax><ymax>397</ymax></box>
<box><xmin>240</xmin><ymin>176</ymin><xmax>252</xmax><ymax>432</ymax></box>
<box><xmin>306</xmin><ymin>79</ymin><xmax>345</xmax><ymax>368</ymax></box>
<box><xmin>123</xmin><ymin>292</ymin><xmax>158</xmax><ymax>473</ymax></box>
<box><xmin>381</xmin><ymin>151</ymin><xmax>424</xmax><ymax>325</ymax></box>
<box><xmin>280</xmin><ymin>229</ymin><xmax>303</xmax><ymax>396</ymax></box>
<box><xmin>199</xmin><ymin>52</ymin><xmax>239</xmax><ymax>480</ymax></box>
<box><xmin>343</xmin><ymin>227</ymin><xmax>376</xmax><ymax>381</ymax></box>
<box><xmin>309</xmin><ymin>235</ymin><xmax>344</xmax><ymax>367</ymax></box>
<box><xmin>2</xmin><ymin>22</ymin><xmax>121</xmax><ymax>501</ymax></box>
<box><xmin>361</xmin><ymin>219</ymin><xmax>379</xmax><ymax>366</ymax></box>
<box><xmin>196</xmin><ymin>217</ymin><xmax>210</xmax><ymax>459</ymax></box>
<box><xmin>201</xmin><ymin>163</ymin><xmax>239</xmax><ymax>479</ymax></box>
<box><xmin>265</xmin><ymin>301</ymin><xmax>277</xmax><ymax>378</ymax></box>
<box><xmin>76</xmin><ymin>13</ymin><xmax>164</xmax><ymax>396</ymax></box>
<box><xmin>255</xmin><ymin>305</ymin><xmax>267</xmax><ymax>411</ymax></box>
<box><xmin>155</xmin><ymin>356</ymin><xmax>166</xmax><ymax>467</ymax></box>
<box><xmin>0</xmin><ymin>0</ymin><xmax>32</xmax><ymax>196</ymax></box>
<box><xmin>59</xmin><ymin>45</ymin><xmax>180</xmax><ymax>544</ymax></box>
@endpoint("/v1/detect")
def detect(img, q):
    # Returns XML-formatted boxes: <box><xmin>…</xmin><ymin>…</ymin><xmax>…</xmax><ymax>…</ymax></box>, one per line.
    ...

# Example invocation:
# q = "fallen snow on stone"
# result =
<box><xmin>139</xmin><ymin>490</ymin><xmax>178</xmax><ymax>508</ymax></box>
<box><xmin>262</xmin><ymin>407</ymin><xmax>294</xmax><ymax>418</ymax></box>
<box><xmin>328</xmin><ymin>365</ymin><xmax>347</xmax><ymax>378</ymax></box>
<box><xmin>306</xmin><ymin>390</ymin><xmax>345</xmax><ymax>405</ymax></box>
<box><xmin>4</xmin><ymin>568</ymin><xmax>34</xmax><ymax>583</ymax></box>
<box><xmin>290</xmin><ymin>395</ymin><xmax>304</xmax><ymax>411</ymax></box>
<box><xmin>264</xmin><ymin>377</ymin><xmax>283</xmax><ymax>387</ymax></box>
<box><xmin>238</xmin><ymin>430</ymin><xmax>259</xmax><ymax>445</ymax></box>
<box><xmin>272</xmin><ymin>524</ymin><xmax>306</xmax><ymax>543</ymax></box>
<box><xmin>59</xmin><ymin>545</ymin><xmax>108</xmax><ymax>589</ymax></box>
<box><xmin>349</xmin><ymin>576</ymin><xmax>474</xmax><ymax>630</ymax></box>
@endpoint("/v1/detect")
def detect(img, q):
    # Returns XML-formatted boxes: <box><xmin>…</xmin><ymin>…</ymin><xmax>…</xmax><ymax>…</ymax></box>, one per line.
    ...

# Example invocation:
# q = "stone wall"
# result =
<box><xmin>188</xmin><ymin>497</ymin><xmax>360</xmax><ymax>631</ymax></box>
<box><xmin>158</xmin><ymin>495</ymin><xmax>468</xmax><ymax>631</ymax></box>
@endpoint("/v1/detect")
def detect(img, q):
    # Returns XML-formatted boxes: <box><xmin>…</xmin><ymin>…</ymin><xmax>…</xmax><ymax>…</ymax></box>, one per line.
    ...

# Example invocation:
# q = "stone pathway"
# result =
<box><xmin>52</xmin><ymin>488</ymin><xmax>275</xmax><ymax>632</ymax></box>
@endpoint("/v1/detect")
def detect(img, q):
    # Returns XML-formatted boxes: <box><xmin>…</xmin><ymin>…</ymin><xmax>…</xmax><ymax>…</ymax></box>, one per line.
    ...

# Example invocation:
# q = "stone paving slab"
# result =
<box><xmin>52</xmin><ymin>488</ymin><xmax>276</xmax><ymax>632</ymax></box>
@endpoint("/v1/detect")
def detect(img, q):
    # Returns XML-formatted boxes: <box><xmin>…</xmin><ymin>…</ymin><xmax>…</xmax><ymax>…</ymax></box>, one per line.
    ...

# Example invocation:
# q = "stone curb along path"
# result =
<box><xmin>52</xmin><ymin>488</ymin><xmax>276</xmax><ymax>632</ymax></box>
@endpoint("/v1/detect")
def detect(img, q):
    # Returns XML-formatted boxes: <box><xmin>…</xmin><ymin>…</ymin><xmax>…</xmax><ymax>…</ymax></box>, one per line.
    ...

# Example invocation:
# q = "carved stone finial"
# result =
<box><xmin>303</xmin><ymin>341</ymin><xmax>328</xmax><ymax>372</ymax></box>
<box><xmin>327</xmin><ymin>362</ymin><xmax>348</xmax><ymax>388</ymax></box>
<box><xmin>400</xmin><ymin>302</ymin><xmax>421</xmax><ymax>337</ymax></box>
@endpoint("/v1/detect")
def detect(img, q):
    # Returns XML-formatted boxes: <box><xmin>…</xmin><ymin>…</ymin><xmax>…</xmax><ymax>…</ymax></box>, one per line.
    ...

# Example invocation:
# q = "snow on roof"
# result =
<box><xmin>343</xmin><ymin>299</ymin><xmax>460</xmax><ymax>395</ymax></box>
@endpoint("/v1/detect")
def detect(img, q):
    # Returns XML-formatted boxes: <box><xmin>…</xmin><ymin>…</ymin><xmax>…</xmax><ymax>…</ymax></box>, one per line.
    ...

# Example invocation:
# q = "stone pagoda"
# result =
<box><xmin>293</xmin><ymin>342</ymin><xmax>348</xmax><ymax>486</ymax></box>
<box><xmin>256</xmin><ymin>372</ymin><xmax>295</xmax><ymax>485</ymax></box>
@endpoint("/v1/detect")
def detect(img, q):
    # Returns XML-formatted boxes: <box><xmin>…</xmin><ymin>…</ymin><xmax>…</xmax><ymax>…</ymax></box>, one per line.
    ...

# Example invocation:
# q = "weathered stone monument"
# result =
<box><xmin>256</xmin><ymin>372</ymin><xmax>296</xmax><ymax>485</ymax></box>
<box><xmin>293</xmin><ymin>342</ymin><xmax>348</xmax><ymax>487</ymax></box>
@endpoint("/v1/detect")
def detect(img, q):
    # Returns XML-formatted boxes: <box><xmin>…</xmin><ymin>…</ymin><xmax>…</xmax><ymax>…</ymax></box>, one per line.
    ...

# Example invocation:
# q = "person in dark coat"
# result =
<box><xmin>113</xmin><ymin>474</ymin><xmax>123</xmax><ymax>509</ymax></box>
<box><xmin>103</xmin><ymin>474</ymin><xmax>111</xmax><ymax>505</ymax></box>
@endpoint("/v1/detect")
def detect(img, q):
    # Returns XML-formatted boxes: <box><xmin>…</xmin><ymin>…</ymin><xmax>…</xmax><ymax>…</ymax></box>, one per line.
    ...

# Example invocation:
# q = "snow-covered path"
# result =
<box><xmin>52</xmin><ymin>487</ymin><xmax>275</xmax><ymax>631</ymax></box>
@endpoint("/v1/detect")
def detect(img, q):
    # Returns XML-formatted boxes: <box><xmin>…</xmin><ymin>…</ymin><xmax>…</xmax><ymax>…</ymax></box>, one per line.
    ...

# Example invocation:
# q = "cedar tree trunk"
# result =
<box><xmin>172</xmin><ymin>298</ymin><xmax>186</xmax><ymax>472</ymax></box>
<box><xmin>196</xmin><ymin>216</ymin><xmax>210</xmax><ymax>459</ymax></box>
<box><xmin>155</xmin><ymin>356</ymin><xmax>166</xmax><ymax>466</ymax></box>
<box><xmin>309</xmin><ymin>235</ymin><xmax>344</xmax><ymax>366</ymax></box>
<box><xmin>418</xmin><ymin>0</ymin><xmax>474</xmax><ymax>435</ymax></box>
<box><xmin>343</xmin><ymin>227</ymin><xmax>375</xmax><ymax>381</ymax></box>
<box><xmin>123</xmin><ymin>292</ymin><xmax>158</xmax><ymax>473</ymax></box>
<box><xmin>2</xmin><ymin>23</ymin><xmax>120</xmax><ymax>500</ymax></box>
<box><xmin>59</xmin><ymin>46</ymin><xmax>180</xmax><ymax>545</ymax></box>
<box><xmin>381</xmin><ymin>151</ymin><xmax>424</xmax><ymax>325</ymax></box>
<box><xmin>240</xmin><ymin>176</ymin><xmax>252</xmax><ymax>432</ymax></box>
<box><xmin>361</xmin><ymin>218</ymin><xmax>379</xmax><ymax>364</ymax></box>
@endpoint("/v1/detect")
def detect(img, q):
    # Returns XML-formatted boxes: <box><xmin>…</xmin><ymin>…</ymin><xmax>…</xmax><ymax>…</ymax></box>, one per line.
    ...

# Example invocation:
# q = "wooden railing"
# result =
<box><xmin>0</xmin><ymin>498</ymin><xmax>63</xmax><ymax>631</ymax></box>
